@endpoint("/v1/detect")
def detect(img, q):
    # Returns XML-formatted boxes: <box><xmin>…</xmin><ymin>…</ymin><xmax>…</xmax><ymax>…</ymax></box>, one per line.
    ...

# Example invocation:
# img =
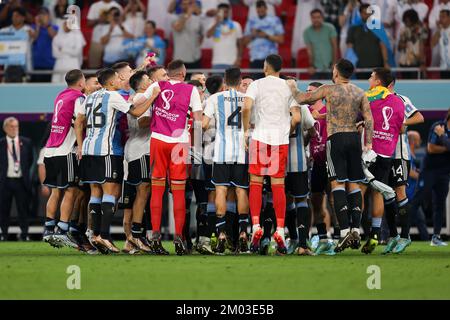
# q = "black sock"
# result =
<box><xmin>384</xmin><ymin>198</ymin><xmax>399</xmax><ymax>237</ymax></box>
<box><xmin>296</xmin><ymin>203</ymin><xmax>309</xmax><ymax>248</ymax></box>
<box><xmin>89</xmin><ymin>203</ymin><xmax>102</xmax><ymax>236</ymax></box>
<box><xmin>398</xmin><ymin>198</ymin><xmax>410</xmax><ymax>239</ymax></box>
<box><xmin>45</xmin><ymin>217</ymin><xmax>56</xmax><ymax>232</ymax></box>
<box><xmin>286</xmin><ymin>207</ymin><xmax>297</xmax><ymax>240</ymax></box>
<box><xmin>100</xmin><ymin>201</ymin><xmax>115</xmax><ymax>239</ymax></box>
<box><xmin>332</xmin><ymin>189</ymin><xmax>349</xmax><ymax>231</ymax></box>
<box><xmin>225</xmin><ymin>212</ymin><xmax>234</xmax><ymax>241</ymax></box>
<box><xmin>348</xmin><ymin>190</ymin><xmax>362</xmax><ymax>230</ymax></box>
<box><xmin>333</xmin><ymin>225</ymin><xmax>340</xmax><ymax>239</ymax></box>
<box><xmin>196</xmin><ymin>204</ymin><xmax>208</xmax><ymax>238</ymax></box>
<box><xmin>69</xmin><ymin>220</ymin><xmax>80</xmax><ymax>234</ymax></box>
<box><xmin>184</xmin><ymin>210</ymin><xmax>192</xmax><ymax>245</ymax></box>
<box><xmin>78</xmin><ymin>223</ymin><xmax>87</xmax><ymax>235</ymax></box>
<box><xmin>232</xmin><ymin>212</ymin><xmax>239</xmax><ymax>246</ymax></box>
<box><xmin>143</xmin><ymin>205</ymin><xmax>152</xmax><ymax>236</ymax></box>
<box><xmin>206</xmin><ymin>203</ymin><xmax>216</xmax><ymax>238</ymax></box>
<box><xmin>238</xmin><ymin>214</ymin><xmax>249</xmax><ymax>234</ymax></box>
<box><xmin>370</xmin><ymin>227</ymin><xmax>381</xmax><ymax>240</ymax></box>
<box><xmin>131</xmin><ymin>222</ymin><xmax>142</xmax><ymax>239</ymax></box>
<box><xmin>316</xmin><ymin>223</ymin><xmax>327</xmax><ymax>240</ymax></box>
<box><xmin>216</xmin><ymin>215</ymin><xmax>227</xmax><ymax>235</ymax></box>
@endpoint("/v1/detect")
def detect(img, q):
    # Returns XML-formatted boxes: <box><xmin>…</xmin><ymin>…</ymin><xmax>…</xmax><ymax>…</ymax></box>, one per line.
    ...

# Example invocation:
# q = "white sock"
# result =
<box><xmin>340</xmin><ymin>228</ymin><xmax>350</xmax><ymax>238</ymax></box>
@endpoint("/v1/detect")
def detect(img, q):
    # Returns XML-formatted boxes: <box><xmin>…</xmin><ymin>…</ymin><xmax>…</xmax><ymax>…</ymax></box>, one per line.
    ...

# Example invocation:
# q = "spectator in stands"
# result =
<box><xmin>291</xmin><ymin>0</ymin><xmax>321</xmax><ymax>59</ymax></box>
<box><xmin>0</xmin><ymin>8</ymin><xmax>32</xmax><ymax>76</ymax></box>
<box><xmin>87</xmin><ymin>0</ymin><xmax>122</xmax><ymax>69</ymax></box>
<box><xmin>100</xmin><ymin>7</ymin><xmax>134</xmax><ymax>67</ymax></box>
<box><xmin>397</xmin><ymin>9</ymin><xmax>427</xmax><ymax>78</ymax></box>
<box><xmin>303</xmin><ymin>8</ymin><xmax>337</xmax><ymax>79</ymax></box>
<box><xmin>50</xmin><ymin>0</ymin><xmax>69</xmax><ymax>29</ymax></box>
<box><xmin>0</xmin><ymin>0</ymin><xmax>33</xmax><ymax>29</ymax></box>
<box><xmin>244</xmin><ymin>0</ymin><xmax>281</xmax><ymax>19</ymax></box>
<box><xmin>146</xmin><ymin>0</ymin><xmax>172</xmax><ymax>38</ymax></box>
<box><xmin>366</xmin><ymin>0</ymin><xmax>397</xmax><ymax>48</ymax></box>
<box><xmin>320</xmin><ymin>0</ymin><xmax>344</xmax><ymax>32</ymax></box>
<box><xmin>0</xmin><ymin>117</ymin><xmax>34</xmax><ymax>241</ymax></box>
<box><xmin>135</xmin><ymin>20</ymin><xmax>166</xmax><ymax>66</ymax></box>
<box><xmin>200</xmin><ymin>0</ymin><xmax>230</xmax><ymax>49</ymax></box>
<box><xmin>123</xmin><ymin>0</ymin><xmax>146</xmax><ymax>38</ymax></box>
<box><xmin>346</xmin><ymin>3</ymin><xmax>388</xmax><ymax>78</ymax></box>
<box><xmin>243</xmin><ymin>0</ymin><xmax>284</xmax><ymax>74</ymax></box>
<box><xmin>168</xmin><ymin>0</ymin><xmax>202</xmax><ymax>15</ymax></box>
<box><xmin>30</xmin><ymin>7</ymin><xmax>58</xmax><ymax>82</ymax></box>
<box><xmin>206</xmin><ymin>3</ymin><xmax>243</xmax><ymax>69</ymax></box>
<box><xmin>396</xmin><ymin>0</ymin><xmax>429</xmax><ymax>26</ymax></box>
<box><xmin>432</xmin><ymin>9</ymin><xmax>450</xmax><ymax>78</ymax></box>
<box><xmin>408</xmin><ymin>108</ymin><xmax>450</xmax><ymax>247</ymax></box>
<box><xmin>406</xmin><ymin>130</ymin><xmax>429</xmax><ymax>241</ymax></box>
<box><xmin>338</xmin><ymin>0</ymin><xmax>360</xmax><ymax>58</ymax></box>
<box><xmin>429</xmin><ymin>0</ymin><xmax>450</xmax><ymax>66</ymax></box>
<box><xmin>51</xmin><ymin>18</ymin><xmax>86</xmax><ymax>83</ymax></box>
<box><xmin>171</xmin><ymin>0</ymin><xmax>203</xmax><ymax>69</ymax></box>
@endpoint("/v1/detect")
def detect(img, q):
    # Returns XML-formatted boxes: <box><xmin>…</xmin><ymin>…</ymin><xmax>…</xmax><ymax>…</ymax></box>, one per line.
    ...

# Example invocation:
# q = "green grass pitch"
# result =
<box><xmin>1</xmin><ymin>241</ymin><xmax>449</xmax><ymax>300</ymax></box>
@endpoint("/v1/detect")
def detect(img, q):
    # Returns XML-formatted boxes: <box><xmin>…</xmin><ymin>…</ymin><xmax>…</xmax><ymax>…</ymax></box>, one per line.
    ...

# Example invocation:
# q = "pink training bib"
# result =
<box><xmin>309</xmin><ymin>105</ymin><xmax>327</xmax><ymax>164</ymax></box>
<box><xmin>46</xmin><ymin>88</ymin><xmax>84</xmax><ymax>148</ymax></box>
<box><xmin>151</xmin><ymin>81</ymin><xmax>194</xmax><ymax>138</ymax></box>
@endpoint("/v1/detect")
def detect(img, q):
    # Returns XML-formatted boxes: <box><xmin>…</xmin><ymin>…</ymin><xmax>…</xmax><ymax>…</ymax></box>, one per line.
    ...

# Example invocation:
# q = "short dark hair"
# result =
<box><xmin>440</xmin><ymin>9</ymin><xmax>450</xmax><ymax>17</ymax></box>
<box><xmin>187</xmin><ymin>80</ymin><xmax>203</xmax><ymax>89</ymax></box>
<box><xmin>190</xmin><ymin>72</ymin><xmax>204</xmax><ymax>79</ymax></box>
<box><xmin>97</xmin><ymin>68</ymin><xmax>117</xmax><ymax>86</ymax></box>
<box><xmin>146</xmin><ymin>20</ymin><xmax>156</xmax><ymax>29</ymax></box>
<box><xmin>205</xmin><ymin>75</ymin><xmax>224</xmax><ymax>95</ymax></box>
<box><xmin>242</xmin><ymin>75</ymin><xmax>254</xmax><ymax>80</ymax></box>
<box><xmin>225</xmin><ymin>68</ymin><xmax>241</xmax><ymax>87</ymax></box>
<box><xmin>218</xmin><ymin>3</ymin><xmax>230</xmax><ymax>10</ymax></box>
<box><xmin>129</xmin><ymin>71</ymin><xmax>147</xmax><ymax>92</ymax></box>
<box><xmin>402</xmin><ymin>9</ymin><xmax>420</xmax><ymax>25</ymax></box>
<box><xmin>308</xmin><ymin>82</ymin><xmax>323</xmax><ymax>88</ymax></box>
<box><xmin>373</xmin><ymin>67</ymin><xmax>394</xmax><ymax>87</ymax></box>
<box><xmin>84</xmin><ymin>73</ymin><xmax>97</xmax><ymax>81</ymax></box>
<box><xmin>65</xmin><ymin>69</ymin><xmax>84</xmax><ymax>86</ymax></box>
<box><xmin>112</xmin><ymin>61</ymin><xmax>130</xmax><ymax>73</ymax></box>
<box><xmin>310</xmin><ymin>8</ymin><xmax>323</xmax><ymax>16</ymax></box>
<box><xmin>12</xmin><ymin>8</ymin><xmax>27</xmax><ymax>18</ymax></box>
<box><xmin>335</xmin><ymin>59</ymin><xmax>354</xmax><ymax>79</ymax></box>
<box><xmin>265</xmin><ymin>54</ymin><xmax>282</xmax><ymax>72</ymax></box>
<box><xmin>147</xmin><ymin>65</ymin><xmax>165</xmax><ymax>79</ymax></box>
<box><xmin>167</xmin><ymin>59</ymin><xmax>185</xmax><ymax>75</ymax></box>
<box><xmin>359</xmin><ymin>3</ymin><xmax>371</xmax><ymax>14</ymax></box>
<box><xmin>256</xmin><ymin>0</ymin><xmax>267</xmax><ymax>8</ymax></box>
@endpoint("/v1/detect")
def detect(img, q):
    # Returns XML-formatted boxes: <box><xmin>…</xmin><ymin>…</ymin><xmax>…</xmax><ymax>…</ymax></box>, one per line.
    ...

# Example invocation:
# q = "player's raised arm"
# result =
<box><xmin>360</xmin><ymin>94</ymin><xmax>373</xmax><ymax>150</ymax></box>
<box><xmin>129</xmin><ymin>85</ymin><xmax>161</xmax><ymax>117</ymax></box>
<box><xmin>287</xmin><ymin>79</ymin><xmax>329</xmax><ymax>105</ymax></box>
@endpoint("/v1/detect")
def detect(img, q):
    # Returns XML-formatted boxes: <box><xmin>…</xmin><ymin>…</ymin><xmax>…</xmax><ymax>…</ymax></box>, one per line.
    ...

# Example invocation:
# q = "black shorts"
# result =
<box><xmin>212</xmin><ymin>163</ymin><xmax>249</xmax><ymax>188</ymax></box>
<box><xmin>119</xmin><ymin>182</ymin><xmax>136</xmax><ymax>209</ymax></box>
<box><xmin>203</xmin><ymin>163</ymin><xmax>215</xmax><ymax>191</ymax></box>
<box><xmin>285</xmin><ymin>171</ymin><xmax>309</xmax><ymax>198</ymax></box>
<box><xmin>125</xmin><ymin>155</ymin><xmax>151</xmax><ymax>185</ymax></box>
<box><xmin>388</xmin><ymin>158</ymin><xmax>410</xmax><ymax>187</ymax></box>
<box><xmin>80</xmin><ymin>155</ymin><xmax>124</xmax><ymax>184</ymax></box>
<box><xmin>44</xmin><ymin>154</ymin><xmax>79</xmax><ymax>189</ymax></box>
<box><xmin>311</xmin><ymin>162</ymin><xmax>329</xmax><ymax>193</ymax></box>
<box><xmin>368</xmin><ymin>156</ymin><xmax>392</xmax><ymax>185</ymax></box>
<box><xmin>326</xmin><ymin>132</ymin><xmax>365</xmax><ymax>183</ymax></box>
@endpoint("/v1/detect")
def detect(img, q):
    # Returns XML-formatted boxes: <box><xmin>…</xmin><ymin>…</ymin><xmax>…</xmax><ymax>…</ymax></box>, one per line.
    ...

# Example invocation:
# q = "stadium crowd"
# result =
<box><xmin>2</xmin><ymin>0</ymin><xmax>450</xmax><ymax>82</ymax></box>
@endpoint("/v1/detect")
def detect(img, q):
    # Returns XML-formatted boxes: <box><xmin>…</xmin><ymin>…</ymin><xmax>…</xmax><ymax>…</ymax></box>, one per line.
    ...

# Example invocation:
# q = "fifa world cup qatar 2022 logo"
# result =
<box><xmin>161</xmin><ymin>90</ymin><xmax>175</xmax><ymax>110</ymax></box>
<box><xmin>381</xmin><ymin>106</ymin><xmax>393</xmax><ymax>131</ymax></box>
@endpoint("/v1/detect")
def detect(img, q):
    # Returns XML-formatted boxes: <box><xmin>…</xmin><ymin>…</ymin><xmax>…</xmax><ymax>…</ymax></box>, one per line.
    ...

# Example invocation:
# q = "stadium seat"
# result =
<box><xmin>296</xmin><ymin>48</ymin><xmax>310</xmax><ymax>80</ymax></box>
<box><xmin>201</xmin><ymin>49</ymin><xmax>212</xmax><ymax>68</ymax></box>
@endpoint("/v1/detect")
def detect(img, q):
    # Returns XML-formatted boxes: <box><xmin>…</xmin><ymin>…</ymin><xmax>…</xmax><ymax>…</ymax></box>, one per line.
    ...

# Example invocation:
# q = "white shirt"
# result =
<box><xmin>396</xmin><ymin>2</ymin><xmax>429</xmax><ymax>24</ymax></box>
<box><xmin>429</xmin><ymin>2</ymin><xmax>450</xmax><ymax>31</ymax></box>
<box><xmin>80</xmin><ymin>89</ymin><xmax>131</xmax><ymax>156</ymax></box>
<box><xmin>87</xmin><ymin>0</ymin><xmax>122</xmax><ymax>43</ymax></box>
<box><xmin>210</xmin><ymin>20</ymin><xmax>242</xmax><ymax>65</ymax></box>
<box><xmin>123</xmin><ymin>12</ymin><xmax>146</xmax><ymax>38</ymax></box>
<box><xmin>143</xmin><ymin>80</ymin><xmax>202</xmax><ymax>143</ymax></box>
<box><xmin>52</xmin><ymin>29</ymin><xmax>86</xmax><ymax>68</ymax></box>
<box><xmin>244</xmin><ymin>0</ymin><xmax>282</xmax><ymax>19</ymax></box>
<box><xmin>146</xmin><ymin>0</ymin><xmax>172</xmax><ymax>37</ymax></box>
<box><xmin>288</xmin><ymin>105</ymin><xmax>315</xmax><ymax>173</ymax></box>
<box><xmin>394</xmin><ymin>94</ymin><xmax>418</xmax><ymax>160</ymax></box>
<box><xmin>204</xmin><ymin>89</ymin><xmax>247</xmax><ymax>164</ymax></box>
<box><xmin>245</xmin><ymin>75</ymin><xmax>298</xmax><ymax>146</ymax></box>
<box><xmin>439</xmin><ymin>26</ymin><xmax>450</xmax><ymax>69</ymax></box>
<box><xmin>124</xmin><ymin>93</ymin><xmax>151</xmax><ymax>162</ymax></box>
<box><xmin>200</xmin><ymin>0</ymin><xmax>230</xmax><ymax>49</ymax></box>
<box><xmin>100</xmin><ymin>25</ymin><xmax>128</xmax><ymax>63</ymax></box>
<box><xmin>44</xmin><ymin>96</ymin><xmax>85</xmax><ymax>158</ymax></box>
<box><xmin>6</xmin><ymin>136</ymin><xmax>22</xmax><ymax>178</ymax></box>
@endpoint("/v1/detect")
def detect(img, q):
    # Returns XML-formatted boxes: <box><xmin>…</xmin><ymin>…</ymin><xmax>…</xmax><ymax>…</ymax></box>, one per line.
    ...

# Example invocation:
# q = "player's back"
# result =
<box><xmin>210</xmin><ymin>89</ymin><xmax>246</xmax><ymax>164</ymax></box>
<box><xmin>82</xmin><ymin>89</ymin><xmax>126</xmax><ymax>157</ymax></box>
<box><xmin>326</xmin><ymin>83</ymin><xmax>366</xmax><ymax>137</ymax></box>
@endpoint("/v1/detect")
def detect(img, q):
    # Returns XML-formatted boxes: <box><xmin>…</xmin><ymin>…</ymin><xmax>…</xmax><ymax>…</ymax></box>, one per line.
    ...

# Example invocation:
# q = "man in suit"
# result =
<box><xmin>0</xmin><ymin>117</ymin><xmax>34</xmax><ymax>240</ymax></box>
